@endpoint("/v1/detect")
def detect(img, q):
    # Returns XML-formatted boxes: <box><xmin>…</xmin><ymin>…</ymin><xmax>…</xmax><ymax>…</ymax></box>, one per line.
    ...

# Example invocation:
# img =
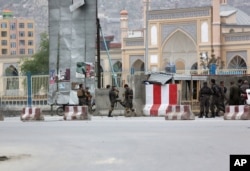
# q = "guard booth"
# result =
<box><xmin>143</xmin><ymin>73</ymin><xmax>178</xmax><ymax>116</ymax></box>
<box><xmin>142</xmin><ymin>73</ymin><xmax>205</xmax><ymax>119</ymax></box>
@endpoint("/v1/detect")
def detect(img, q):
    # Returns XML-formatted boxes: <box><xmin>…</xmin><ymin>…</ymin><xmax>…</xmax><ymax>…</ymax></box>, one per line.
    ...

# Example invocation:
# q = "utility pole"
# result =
<box><xmin>145</xmin><ymin>0</ymin><xmax>149</xmax><ymax>73</ymax></box>
<box><xmin>96</xmin><ymin>0</ymin><xmax>101</xmax><ymax>88</ymax></box>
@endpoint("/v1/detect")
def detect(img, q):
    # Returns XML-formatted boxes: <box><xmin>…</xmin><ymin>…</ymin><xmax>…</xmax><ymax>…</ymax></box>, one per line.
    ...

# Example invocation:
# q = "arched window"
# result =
<box><xmin>228</xmin><ymin>56</ymin><xmax>246</xmax><ymax>69</ymax></box>
<box><xmin>5</xmin><ymin>64</ymin><xmax>19</xmax><ymax>90</ymax></box>
<box><xmin>201</xmin><ymin>22</ymin><xmax>208</xmax><ymax>42</ymax></box>
<box><xmin>162</xmin><ymin>30</ymin><xmax>196</xmax><ymax>71</ymax></box>
<box><xmin>5</xmin><ymin>65</ymin><xmax>18</xmax><ymax>76</ymax></box>
<box><xmin>131</xmin><ymin>59</ymin><xmax>144</xmax><ymax>73</ymax></box>
<box><xmin>191</xmin><ymin>62</ymin><xmax>198</xmax><ymax>70</ymax></box>
<box><xmin>150</xmin><ymin>25</ymin><xmax>157</xmax><ymax>46</ymax></box>
<box><xmin>113</xmin><ymin>61</ymin><xmax>122</xmax><ymax>86</ymax></box>
<box><xmin>176</xmin><ymin>60</ymin><xmax>185</xmax><ymax>70</ymax></box>
<box><xmin>113</xmin><ymin>61</ymin><xmax>122</xmax><ymax>72</ymax></box>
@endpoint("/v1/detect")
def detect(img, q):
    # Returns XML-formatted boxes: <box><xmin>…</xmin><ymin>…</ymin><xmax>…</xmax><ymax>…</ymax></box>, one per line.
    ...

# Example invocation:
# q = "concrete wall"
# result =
<box><xmin>94</xmin><ymin>74</ymin><xmax>147</xmax><ymax>116</ymax></box>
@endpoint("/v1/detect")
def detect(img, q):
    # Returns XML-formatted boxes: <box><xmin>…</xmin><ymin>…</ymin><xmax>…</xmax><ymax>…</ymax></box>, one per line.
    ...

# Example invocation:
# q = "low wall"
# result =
<box><xmin>93</xmin><ymin>88</ymin><xmax>144</xmax><ymax>116</ymax></box>
<box><xmin>94</xmin><ymin>75</ymin><xmax>146</xmax><ymax>116</ymax></box>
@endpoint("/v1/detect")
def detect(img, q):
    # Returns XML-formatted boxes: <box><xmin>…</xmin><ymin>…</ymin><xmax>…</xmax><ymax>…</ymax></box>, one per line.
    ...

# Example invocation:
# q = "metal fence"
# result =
<box><xmin>0</xmin><ymin>68</ymin><xmax>248</xmax><ymax>111</ymax></box>
<box><xmin>0</xmin><ymin>75</ymin><xmax>49</xmax><ymax>109</ymax></box>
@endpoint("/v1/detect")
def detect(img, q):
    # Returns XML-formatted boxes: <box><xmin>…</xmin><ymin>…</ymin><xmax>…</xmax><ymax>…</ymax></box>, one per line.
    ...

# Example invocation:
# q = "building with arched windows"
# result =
<box><xmin>100</xmin><ymin>0</ymin><xmax>250</xmax><ymax>98</ymax></box>
<box><xmin>0</xmin><ymin>9</ymin><xmax>35</xmax><ymax>96</ymax></box>
<box><xmin>120</xmin><ymin>0</ymin><xmax>250</xmax><ymax>73</ymax></box>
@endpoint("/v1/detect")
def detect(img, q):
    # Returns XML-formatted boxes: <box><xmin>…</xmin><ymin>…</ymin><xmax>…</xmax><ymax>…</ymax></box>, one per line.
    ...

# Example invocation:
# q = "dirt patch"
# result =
<box><xmin>0</xmin><ymin>154</ymin><xmax>31</xmax><ymax>162</ymax></box>
<box><xmin>0</xmin><ymin>156</ymin><xmax>9</xmax><ymax>161</ymax></box>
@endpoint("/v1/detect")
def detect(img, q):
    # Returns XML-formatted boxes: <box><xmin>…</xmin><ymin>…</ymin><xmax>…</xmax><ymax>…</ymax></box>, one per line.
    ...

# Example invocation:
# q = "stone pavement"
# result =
<box><xmin>0</xmin><ymin>116</ymin><xmax>250</xmax><ymax>171</ymax></box>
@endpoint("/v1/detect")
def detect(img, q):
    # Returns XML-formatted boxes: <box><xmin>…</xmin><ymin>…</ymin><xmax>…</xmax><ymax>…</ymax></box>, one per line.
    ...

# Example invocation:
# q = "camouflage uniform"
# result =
<box><xmin>120</xmin><ymin>84</ymin><xmax>135</xmax><ymax>114</ymax></box>
<box><xmin>108</xmin><ymin>86</ymin><xmax>119</xmax><ymax>117</ymax></box>
<box><xmin>229</xmin><ymin>82</ymin><xmax>241</xmax><ymax>105</ymax></box>
<box><xmin>218</xmin><ymin>81</ymin><xmax>227</xmax><ymax>113</ymax></box>
<box><xmin>210</xmin><ymin>80</ymin><xmax>221</xmax><ymax>117</ymax></box>
<box><xmin>198</xmin><ymin>82</ymin><xmax>212</xmax><ymax>118</ymax></box>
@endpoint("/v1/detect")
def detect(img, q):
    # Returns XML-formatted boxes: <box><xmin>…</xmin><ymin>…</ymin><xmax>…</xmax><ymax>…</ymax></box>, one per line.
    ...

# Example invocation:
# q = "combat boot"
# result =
<box><xmin>211</xmin><ymin>113</ymin><xmax>215</xmax><ymax>118</ymax></box>
<box><xmin>215</xmin><ymin>112</ymin><xmax>219</xmax><ymax>117</ymax></box>
<box><xmin>125</xmin><ymin>108</ymin><xmax>130</xmax><ymax>113</ymax></box>
<box><xmin>131</xmin><ymin>109</ymin><xmax>136</xmax><ymax>117</ymax></box>
<box><xmin>108</xmin><ymin>110</ymin><xmax>113</xmax><ymax>117</ymax></box>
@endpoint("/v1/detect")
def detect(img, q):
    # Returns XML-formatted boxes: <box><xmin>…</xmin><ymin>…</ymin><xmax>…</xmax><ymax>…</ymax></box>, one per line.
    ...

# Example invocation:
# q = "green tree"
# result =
<box><xmin>20</xmin><ymin>32</ymin><xmax>49</xmax><ymax>75</ymax></box>
<box><xmin>200</xmin><ymin>49</ymin><xmax>225</xmax><ymax>70</ymax></box>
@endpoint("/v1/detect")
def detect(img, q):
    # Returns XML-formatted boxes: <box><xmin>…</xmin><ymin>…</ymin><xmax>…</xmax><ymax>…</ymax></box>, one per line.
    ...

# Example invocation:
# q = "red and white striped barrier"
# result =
<box><xmin>143</xmin><ymin>84</ymin><xmax>178</xmax><ymax>116</ymax></box>
<box><xmin>224</xmin><ymin>105</ymin><xmax>250</xmax><ymax>120</ymax></box>
<box><xmin>63</xmin><ymin>106</ymin><xmax>89</xmax><ymax>120</ymax></box>
<box><xmin>20</xmin><ymin>107</ymin><xmax>44</xmax><ymax>121</ymax></box>
<box><xmin>165</xmin><ymin>105</ymin><xmax>195</xmax><ymax>120</ymax></box>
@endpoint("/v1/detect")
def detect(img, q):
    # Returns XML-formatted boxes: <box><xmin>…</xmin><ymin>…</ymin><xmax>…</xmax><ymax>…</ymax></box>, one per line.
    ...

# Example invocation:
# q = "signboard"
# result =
<box><xmin>69</xmin><ymin>0</ymin><xmax>85</xmax><ymax>12</ymax></box>
<box><xmin>48</xmin><ymin>0</ymin><xmax>97</xmax><ymax>104</ymax></box>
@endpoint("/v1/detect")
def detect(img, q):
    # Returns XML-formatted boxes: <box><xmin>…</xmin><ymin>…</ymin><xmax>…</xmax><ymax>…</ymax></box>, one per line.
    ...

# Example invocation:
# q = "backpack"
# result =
<box><xmin>77</xmin><ymin>89</ymin><xmax>85</xmax><ymax>97</ymax></box>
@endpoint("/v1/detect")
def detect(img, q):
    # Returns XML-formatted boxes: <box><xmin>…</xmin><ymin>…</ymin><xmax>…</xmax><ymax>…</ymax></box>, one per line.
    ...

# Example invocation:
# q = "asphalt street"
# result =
<box><xmin>0</xmin><ymin>116</ymin><xmax>250</xmax><ymax>171</ymax></box>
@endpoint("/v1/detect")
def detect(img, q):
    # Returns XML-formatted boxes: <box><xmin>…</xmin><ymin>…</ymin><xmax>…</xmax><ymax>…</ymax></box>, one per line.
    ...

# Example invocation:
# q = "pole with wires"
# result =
<box><xmin>99</xmin><ymin>25</ymin><xmax>118</xmax><ymax>87</ymax></box>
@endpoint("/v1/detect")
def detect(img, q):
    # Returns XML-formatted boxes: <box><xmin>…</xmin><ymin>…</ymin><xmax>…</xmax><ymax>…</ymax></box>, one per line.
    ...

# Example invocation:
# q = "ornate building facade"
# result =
<box><xmin>121</xmin><ymin>0</ymin><xmax>250</xmax><ymax>74</ymax></box>
<box><xmin>100</xmin><ymin>0</ymin><xmax>250</xmax><ymax>91</ymax></box>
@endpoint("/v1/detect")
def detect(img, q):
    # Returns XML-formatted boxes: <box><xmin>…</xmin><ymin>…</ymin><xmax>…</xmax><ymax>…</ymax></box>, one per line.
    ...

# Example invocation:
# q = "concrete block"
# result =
<box><xmin>224</xmin><ymin>105</ymin><xmax>250</xmax><ymax>120</ymax></box>
<box><xmin>63</xmin><ymin>106</ymin><xmax>91</xmax><ymax>120</ymax></box>
<box><xmin>20</xmin><ymin>107</ymin><xmax>44</xmax><ymax>121</ymax></box>
<box><xmin>165</xmin><ymin>105</ymin><xmax>195</xmax><ymax>120</ymax></box>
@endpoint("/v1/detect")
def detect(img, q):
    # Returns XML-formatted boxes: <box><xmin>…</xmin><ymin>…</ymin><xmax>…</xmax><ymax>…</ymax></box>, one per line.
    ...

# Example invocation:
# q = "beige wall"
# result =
<box><xmin>121</xmin><ymin>6</ymin><xmax>250</xmax><ymax>75</ymax></box>
<box><xmin>109</xmin><ymin>1</ymin><xmax>250</xmax><ymax>88</ymax></box>
<box><xmin>221</xmin><ymin>15</ymin><xmax>237</xmax><ymax>24</ymax></box>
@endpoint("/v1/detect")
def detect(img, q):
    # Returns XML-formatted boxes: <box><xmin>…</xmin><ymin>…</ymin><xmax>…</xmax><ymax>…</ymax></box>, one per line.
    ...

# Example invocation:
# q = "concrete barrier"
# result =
<box><xmin>63</xmin><ymin>106</ymin><xmax>90</xmax><ymax>120</ymax></box>
<box><xmin>20</xmin><ymin>107</ymin><xmax>44</xmax><ymax>121</ymax></box>
<box><xmin>94</xmin><ymin>88</ymin><xmax>124</xmax><ymax>116</ymax></box>
<box><xmin>165</xmin><ymin>105</ymin><xmax>195</xmax><ymax>120</ymax></box>
<box><xmin>143</xmin><ymin>84</ymin><xmax>178</xmax><ymax>116</ymax></box>
<box><xmin>224</xmin><ymin>105</ymin><xmax>250</xmax><ymax>120</ymax></box>
<box><xmin>0</xmin><ymin>113</ymin><xmax>4</xmax><ymax>121</ymax></box>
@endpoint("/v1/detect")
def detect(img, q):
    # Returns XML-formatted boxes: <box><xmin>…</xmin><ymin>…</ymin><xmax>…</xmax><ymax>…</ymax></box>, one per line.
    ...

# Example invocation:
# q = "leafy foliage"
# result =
<box><xmin>20</xmin><ymin>32</ymin><xmax>49</xmax><ymax>75</ymax></box>
<box><xmin>200</xmin><ymin>50</ymin><xmax>225</xmax><ymax>70</ymax></box>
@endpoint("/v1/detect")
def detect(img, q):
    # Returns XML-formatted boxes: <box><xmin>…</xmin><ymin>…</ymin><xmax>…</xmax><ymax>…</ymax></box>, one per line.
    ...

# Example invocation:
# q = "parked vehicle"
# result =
<box><xmin>56</xmin><ymin>104</ymin><xmax>66</xmax><ymax>116</ymax></box>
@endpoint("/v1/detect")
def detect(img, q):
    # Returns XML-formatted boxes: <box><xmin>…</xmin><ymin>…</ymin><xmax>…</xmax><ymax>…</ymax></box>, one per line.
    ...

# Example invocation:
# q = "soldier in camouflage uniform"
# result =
<box><xmin>198</xmin><ymin>82</ymin><xmax>212</xmax><ymax>118</ymax></box>
<box><xmin>229</xmin><ymin>81</ymin><xmax>241</xmax><ymax>105</ymax></box>
<box><xmin>210</xmin><ymin>79</ymin><xmax>221</xmax><ymax>117</ymax></box>
<box><xmin>218</xmin><ymin>81</ymin><xmax>227</xmax><ymax>114</ymax></box>
<box><xmin>120</xmin><ymin>84</ymin><xmax>135</xmax><ymax>115</ymax></box>
<box><xmin>108</xmin><ymin>86</ymin><xmax>120</xmax><ymax>117</ymax></box>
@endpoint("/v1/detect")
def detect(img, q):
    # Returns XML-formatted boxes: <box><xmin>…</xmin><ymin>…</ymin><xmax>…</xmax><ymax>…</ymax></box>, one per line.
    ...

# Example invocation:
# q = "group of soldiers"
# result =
<box><xmin>76</xmin><ymin>83</ymin><xmax>134</xmax><ymax>116</ymax></box>
<box><xmin>107</xmin><ymin>84</ymin><xmax>135</xmax><ymax>117</ymax></box>
<box><xmin>198</xmin><ymin>78</ymin><xmax>249</xmax><ymax>118</ymax></box>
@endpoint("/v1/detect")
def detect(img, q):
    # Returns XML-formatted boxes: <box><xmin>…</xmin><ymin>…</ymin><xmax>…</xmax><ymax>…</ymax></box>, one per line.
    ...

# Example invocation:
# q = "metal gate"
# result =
<box><xmin>0</xmin><ymin>75</ymin><xmax>49</xmax><ymax>108</ymax></box>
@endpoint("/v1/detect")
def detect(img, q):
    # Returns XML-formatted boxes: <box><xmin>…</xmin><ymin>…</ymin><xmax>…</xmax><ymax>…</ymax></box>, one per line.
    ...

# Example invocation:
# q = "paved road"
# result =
<box><xmin>0</xmin><ymin>116</ymin><xmax>250</xmax><ymax>171</ymax></box>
